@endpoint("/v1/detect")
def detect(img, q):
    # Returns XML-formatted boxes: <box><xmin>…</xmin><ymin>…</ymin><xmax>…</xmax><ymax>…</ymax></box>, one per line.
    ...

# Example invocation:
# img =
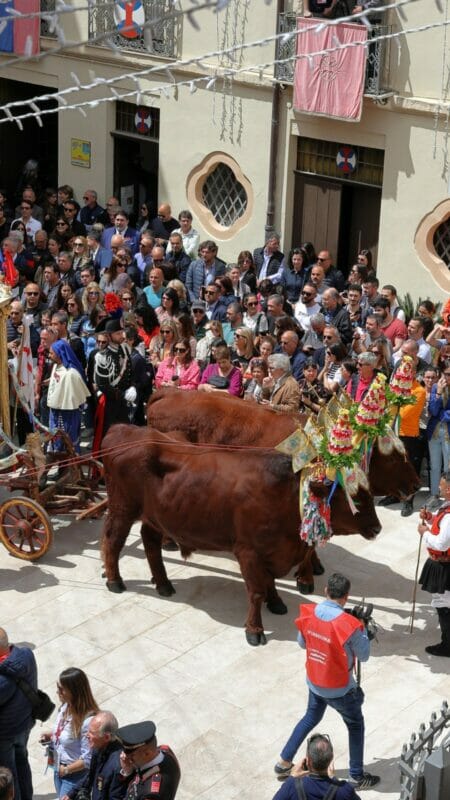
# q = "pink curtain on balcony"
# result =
<box><xmin>13</xmin><ymin>0</ymin><xmax>40</xmax><ymax>56</ymax></box>
<box><xmin>293</xmin><ymin>18</ymin><xmax>368</xmax><ymax>122</ymax></box>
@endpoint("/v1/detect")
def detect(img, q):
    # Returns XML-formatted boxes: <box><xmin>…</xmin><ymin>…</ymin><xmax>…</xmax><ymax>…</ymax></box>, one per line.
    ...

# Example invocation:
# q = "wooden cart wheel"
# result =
<box><xmin>0</xmin><ymin>497</ymin><xmax>53</xmax><ymax>560</ymax></box>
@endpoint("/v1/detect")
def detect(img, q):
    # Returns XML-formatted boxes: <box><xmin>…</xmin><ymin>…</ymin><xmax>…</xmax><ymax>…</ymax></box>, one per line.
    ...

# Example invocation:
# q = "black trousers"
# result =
<box><xmin>437</xmin><ymin>607</ymin><xmax>450</xmax><ymax>648</ymax></box>
<box><xmin>400</xmin><ymin>435</ymin><xmax>423</xmax><ymax>482</ymax></box>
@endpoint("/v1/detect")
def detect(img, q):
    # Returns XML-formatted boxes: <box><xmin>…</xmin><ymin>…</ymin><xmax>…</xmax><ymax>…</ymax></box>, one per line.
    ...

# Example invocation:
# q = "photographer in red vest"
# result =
<box><xmin>418</xmin><ymin>474</ymin><xmax>450</xmax><ymax>657</ymax></box>
<box><xmin>274</xmin><ymin>574</ymin><xmax>379</xmax><ymax>791</ymax></box>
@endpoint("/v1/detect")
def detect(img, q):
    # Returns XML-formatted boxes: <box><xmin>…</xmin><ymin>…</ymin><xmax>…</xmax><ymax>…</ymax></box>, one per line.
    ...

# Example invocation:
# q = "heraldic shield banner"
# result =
<box><xmin>293</xmin><ymin>18</ymin><xmax>368</xmax><ymax>122</ymax></box>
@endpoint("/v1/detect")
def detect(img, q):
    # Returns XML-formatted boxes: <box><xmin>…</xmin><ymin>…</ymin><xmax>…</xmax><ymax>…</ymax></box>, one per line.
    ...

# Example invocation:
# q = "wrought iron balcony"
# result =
<box><xmin>40</xmin><ymin>0</ymin><xmax>56</xmax><ymax>37</ymax></box>
<box><xmin>88</xmin><ymin>0</ymin><xmax>180</xmax><ymax>58</ymax></box>
<box><xmin>276</xmin><ymin>12</ymin><xmax>392</xmax><ymax>97</ymax></box>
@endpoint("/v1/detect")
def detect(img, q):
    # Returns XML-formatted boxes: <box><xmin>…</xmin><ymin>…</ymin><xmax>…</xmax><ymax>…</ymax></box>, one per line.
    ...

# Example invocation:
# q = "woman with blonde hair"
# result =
<box><xmin>230</xmin><ymin>326</ymin><xmax>255</xmax><ymax>368</ymax></box>
<box><xmin>195</xmin><ymin>320</ymin><xmax>224</xmax><ymax>366</ymax></box>
<box><xmin>149</xmin><ymin>317</ymin><xmax>179</xmax><ymax>367</ymax></box>
<box><xmin>40</xmin><ymin>667</ymin><xmax>99</xmax><ymax>798</ymax></box>
<box><xmin>167</xmin><ymin>279</ymin><xmax>188</xmax><ymax>307</ymax></box>
<box><xmin>81</xmin><ymin>282</ymin><xmax>104</xmax><ymax>314</ymax></box>
<box><xmin>71</xmin><ymin>236</ymin><xmax>92</xmax><ymax>274</ymax></box>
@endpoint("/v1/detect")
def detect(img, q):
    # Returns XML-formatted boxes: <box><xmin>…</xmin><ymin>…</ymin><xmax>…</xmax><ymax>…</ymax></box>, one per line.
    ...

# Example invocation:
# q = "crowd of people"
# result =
<box><xmin>1</xmin><ymin>184</ymin><xmax>450</xmax><ymax>800</ymax></box>
<box><xmin>0</xmin><ymin>628</ymin><xmax>180</xmax><ymax>800</ymax></box>
<box><xmin>1</xmin><ymin>183</ymin><xmax>449</xmax><ymax>513</ymax></box>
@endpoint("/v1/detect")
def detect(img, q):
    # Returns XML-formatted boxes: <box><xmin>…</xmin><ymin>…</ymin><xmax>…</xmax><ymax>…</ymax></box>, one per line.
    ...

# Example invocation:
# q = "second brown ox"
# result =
<box><xmin>146</xmin><ymin>391</ymin><xmax>419</xmax><ymax>590</ymax></box>
<box><xmin>102</xmin><ymin>425</ymin><xmax>381</xmax><ymax>646</ymax></box>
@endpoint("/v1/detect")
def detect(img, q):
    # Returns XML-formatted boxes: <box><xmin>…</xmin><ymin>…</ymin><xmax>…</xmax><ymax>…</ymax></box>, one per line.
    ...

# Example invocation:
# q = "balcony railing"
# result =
<box><xmin>276</xmin><ymin>12</ymin><xmax>391</xmax><ymax>97</ymax></box>
<box><xmin>88</xmin><ymin>0</ymin><xmax>180</xmax><ymax>58</ymax></box>
<box><xmin>40</xmin><ymin>0</ymin><xmax>56</xmax><ymax>38</ymax></box>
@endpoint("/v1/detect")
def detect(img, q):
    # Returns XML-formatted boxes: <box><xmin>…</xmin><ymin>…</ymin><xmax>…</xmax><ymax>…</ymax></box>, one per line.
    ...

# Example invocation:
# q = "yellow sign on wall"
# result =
<box><xmin>71</xmin><ymin>138</ymin><xmax>91</xmax><ymax>168</ymax></box>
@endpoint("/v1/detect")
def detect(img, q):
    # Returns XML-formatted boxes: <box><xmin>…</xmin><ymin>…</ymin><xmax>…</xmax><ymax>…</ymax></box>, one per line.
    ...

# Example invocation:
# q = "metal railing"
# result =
<box><xmin>88</xmin><ymin>0</ymin><xmax>180</xmax><ymax>58</ymax></box>
<box><xmin>399</xmin><ymin>700</ymin><xmax>450</xmax><ymax>800</ymax></box>
<box><xmin>40</xmin><ymin>0</ymin><xmax>56</xmax><ymax>38</ymax></box>
<box><xmin>276</xmin><ymin>12</ymin><xmax>392</xmax><ymax>97</ymax></box>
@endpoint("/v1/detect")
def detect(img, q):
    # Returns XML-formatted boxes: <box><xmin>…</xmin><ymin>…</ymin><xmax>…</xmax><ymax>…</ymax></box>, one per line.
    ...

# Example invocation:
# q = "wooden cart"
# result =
<box><xmin>0</xmin><ymin>430</ymin><xmax>107</xmax><ymax>560</ymax></box>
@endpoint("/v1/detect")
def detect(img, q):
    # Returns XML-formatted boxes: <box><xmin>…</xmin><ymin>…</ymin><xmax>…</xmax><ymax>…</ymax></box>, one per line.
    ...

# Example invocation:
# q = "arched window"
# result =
<box><xmin>187</xmin><ymin>152</ymin><xmax>253</xmax><ymax>240</ymax></box>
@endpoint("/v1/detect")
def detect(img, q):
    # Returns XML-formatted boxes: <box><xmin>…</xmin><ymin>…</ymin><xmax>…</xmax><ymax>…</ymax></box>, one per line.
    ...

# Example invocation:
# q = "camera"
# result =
<box><xmin>75</xmin><ymin>790</ymin><xmax>90</xmax><ymax>800</ymax></box>
<box><xmin>347</xmin><ymin>602</ymin><xmax>378</xmax><ymax>641</ymax></box>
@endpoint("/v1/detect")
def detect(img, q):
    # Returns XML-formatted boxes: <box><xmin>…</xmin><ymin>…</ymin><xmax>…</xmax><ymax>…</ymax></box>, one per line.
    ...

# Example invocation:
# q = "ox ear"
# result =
<box><xmin>308</xmin><ymin>480</ymin><xmax>330</xmax><ymax>499</ymax></box>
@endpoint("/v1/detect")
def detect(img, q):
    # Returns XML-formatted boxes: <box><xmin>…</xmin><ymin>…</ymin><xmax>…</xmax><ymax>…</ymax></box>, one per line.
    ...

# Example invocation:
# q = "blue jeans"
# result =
<box><xmin>0</xmin><ymin>729</ymin><xmax>33</xmax><ymax>800</ymax></box>
<box><xmin>428</xmin><ymin>426</ymin><xmax>450</xmax><ymax>496</ymax></box>
<box><xmin>54</xmin><ymin>768</ymin><xmax>87</xmax><ymax>798</ymax></box>
<box><xmin>280</xmin><ymin>686</ymin><xmax>365</xmax><ymax>779</ymax></box>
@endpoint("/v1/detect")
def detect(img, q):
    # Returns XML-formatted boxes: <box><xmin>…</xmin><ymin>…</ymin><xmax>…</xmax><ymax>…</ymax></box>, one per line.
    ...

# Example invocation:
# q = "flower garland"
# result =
<box><xmin>349</xmin><ymin>402</ymin><xmax>392</xmax><ymax>438</ymax></box>
<box><xmin>385</xmin><ymin>383</ymin><xmax>417</xmax><ymax>409</ymax></box>
<box><xmin>318</xmin><ymin>409</ymin><xmax>359</xmax><ymax>471</ymax></box>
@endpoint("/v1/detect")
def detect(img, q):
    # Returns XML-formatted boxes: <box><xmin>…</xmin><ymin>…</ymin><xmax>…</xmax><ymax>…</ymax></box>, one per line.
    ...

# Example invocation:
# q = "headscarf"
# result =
<box><xmin>51</xmin><ymin>339</ymin><xmax>86</xmax><ymax>381</ymax></box>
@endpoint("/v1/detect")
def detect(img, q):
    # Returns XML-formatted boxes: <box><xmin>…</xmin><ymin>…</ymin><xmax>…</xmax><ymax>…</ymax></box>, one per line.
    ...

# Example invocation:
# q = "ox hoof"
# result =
<box><xmin>162</xmin><ymin>539</ymin><xmax>179</xmax><ymax>552</ymax></box>
<box><xmin>245</xmin><ymin>631</ymin><xmax>268</xmax><ymax>647</ymax></box>
<box><xmin>106</xmin><ymin>578</ymin><xmax>126</xmax><ymax>593</ymax></box>
<box><xmin>266</xmin><ymin>597</ymin><xmax>288</xmax><ymax>615</ymax></box>
<box><xmin>297</xmin><ymin>581</ymin><xmax>315</xmax><ymax>595</ymax></box>
<box><xmin>157</xmin><ymin>581</ymin><xmax>176</xmax><ymax>597</ymax></box>
<box><xmin>313</xmin><ymin>561</ymin><xmax>325</xmax><ymax>576</ymax></box>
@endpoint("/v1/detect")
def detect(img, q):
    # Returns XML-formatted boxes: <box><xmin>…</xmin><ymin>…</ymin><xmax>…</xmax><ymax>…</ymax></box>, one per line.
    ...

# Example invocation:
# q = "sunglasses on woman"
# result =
<box><xmin>174</xmin><ymin>347</ymin><xmax>187</xmax><ymax>353</ymax></box>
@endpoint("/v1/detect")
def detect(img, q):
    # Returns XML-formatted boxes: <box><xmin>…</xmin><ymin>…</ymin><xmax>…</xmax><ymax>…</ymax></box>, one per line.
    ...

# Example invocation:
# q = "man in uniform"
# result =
<box><xmin>63</xmin><ymin>711</ymin><xmax>126</xmax><ymax>800</ymax></box>
<box><xmin>93</xmin><ymin>319</ymin><xmax>134</xmax><ymax>443</ymax></box>
<box><xmin>116</xmin><ymin>721</ymin><xmax>180</xmax><ymax>800</ymax></box>
<box><xmin>418</xmin><ymin>474</ymin><xmax>450</xmax><ymax>657</ymax></box>
<box><xmin>274</xmin><ymin>573</ymin><xmax>379</xmax><ymax>790</ymax></box>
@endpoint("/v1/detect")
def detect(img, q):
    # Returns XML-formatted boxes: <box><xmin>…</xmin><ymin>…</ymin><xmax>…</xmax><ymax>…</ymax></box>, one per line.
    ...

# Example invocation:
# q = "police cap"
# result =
<box><xmin>116</xmin><ymin>721</ymin><xmax>156</xmax><ymax>751</ymax></box>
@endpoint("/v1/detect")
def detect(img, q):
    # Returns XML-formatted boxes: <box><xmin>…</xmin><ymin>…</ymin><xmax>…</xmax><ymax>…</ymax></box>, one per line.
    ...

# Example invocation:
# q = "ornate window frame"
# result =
<box><xmin>186</xmin><ymin>152</ymin><xmax>253</xmax><ymax>240</ymax></box>
<box><xmin>415</xmin><ymin>199</ymin><xmax>450</xmax><ymax>293</ymax></box>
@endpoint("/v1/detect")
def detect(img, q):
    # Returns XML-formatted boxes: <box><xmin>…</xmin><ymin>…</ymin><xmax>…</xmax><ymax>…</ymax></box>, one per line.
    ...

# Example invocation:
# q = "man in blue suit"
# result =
<box><xmin>87</xmin><ymin>230</ymin><xmax>113</xmax><ymax>276</ymax></box>
<box><xmin>101</xmin><ymin>209</ymin><xmax>140</xmax><ymax>256</ymax></box>
<box><xmin>185</xmin><ymin>240</ymin><xmax>226</xmax><ymax>302</ymax></box>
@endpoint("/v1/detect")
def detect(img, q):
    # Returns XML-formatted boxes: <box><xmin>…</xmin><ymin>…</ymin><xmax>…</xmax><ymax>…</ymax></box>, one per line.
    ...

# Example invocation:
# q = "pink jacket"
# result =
<box><xmin>155</xmin><ymin>358</ymin><xmax>201</xmax><ymax>391</ymax></box>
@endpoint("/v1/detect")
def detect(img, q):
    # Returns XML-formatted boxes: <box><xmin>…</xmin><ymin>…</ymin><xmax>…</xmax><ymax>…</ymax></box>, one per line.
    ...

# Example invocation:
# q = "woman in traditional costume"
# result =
<box><xmin>47</xmin><ymin>339</ymin><xmax>90</xmax><ymax>454</ymax></box>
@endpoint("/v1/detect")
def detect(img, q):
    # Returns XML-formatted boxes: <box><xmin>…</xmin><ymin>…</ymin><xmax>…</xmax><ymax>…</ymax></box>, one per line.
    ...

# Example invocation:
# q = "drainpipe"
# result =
<box><xmin>264</xmin><ymin>0</ymin><xmax>285</xmax><ymax>242</ymax></box>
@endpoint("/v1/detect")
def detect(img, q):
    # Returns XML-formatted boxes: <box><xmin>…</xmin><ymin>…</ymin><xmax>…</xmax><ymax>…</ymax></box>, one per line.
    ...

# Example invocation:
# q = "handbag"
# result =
<box><xmin>207</xmin><ymin>374</ymin><xmax>230</xmax><ymax>389</ymax></box>
<box><xmin>0</xmin><ymin>667</ymin><xmax>55</xmax><ymax>721</ymax></box>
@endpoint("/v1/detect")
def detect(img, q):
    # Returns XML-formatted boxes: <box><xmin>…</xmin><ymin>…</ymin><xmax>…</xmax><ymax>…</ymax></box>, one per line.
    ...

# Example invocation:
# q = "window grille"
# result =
<box><xmin>202</xmin><ymin>164</ymin><xmax>248</xmax><ymax>227</ymax></box>
<box><xmin>433</xmin><ymin>218</ymin><xmax>450</xmax><ymax>267</ymax></box>
<box><xmin>88</xmin><ymin>0</ymin><xmax>180</xmax><ymax>58</ymax></box>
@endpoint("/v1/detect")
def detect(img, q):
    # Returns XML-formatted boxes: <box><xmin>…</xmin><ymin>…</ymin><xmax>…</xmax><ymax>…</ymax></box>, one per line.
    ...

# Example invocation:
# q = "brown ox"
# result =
<box><xmin>146</xmin><ymin>391</ymin><xmax>419</xmax><ymax>589</ymax></box>
<box><xmin>102</xmin><ymin>425</ymin><xmax>381</xmax><ymax>646</ymax></box>
<box><xmin>146</xmin><ymin>390</ymin><xmax>419</xmax><ymax>498</ymax></box>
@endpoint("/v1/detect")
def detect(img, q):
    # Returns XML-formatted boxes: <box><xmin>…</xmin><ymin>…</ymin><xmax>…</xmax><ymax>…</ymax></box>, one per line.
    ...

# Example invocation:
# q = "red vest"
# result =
<box><xmin>427</xmin><ymin>507</ymin><xmax>450</xmax><ymax>561</ymax></box>
<box><xmin>295</xmin><ymin>604</ymin><xmax>363</xmax><ymax>689</ymax></box>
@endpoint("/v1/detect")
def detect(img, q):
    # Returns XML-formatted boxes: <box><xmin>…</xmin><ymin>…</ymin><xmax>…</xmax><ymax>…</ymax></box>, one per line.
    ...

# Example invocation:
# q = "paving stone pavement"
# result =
<box><xmin>0</xmin><ymin>490</ymin><xmax>449</xmax><ymax>800</ymax></box>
